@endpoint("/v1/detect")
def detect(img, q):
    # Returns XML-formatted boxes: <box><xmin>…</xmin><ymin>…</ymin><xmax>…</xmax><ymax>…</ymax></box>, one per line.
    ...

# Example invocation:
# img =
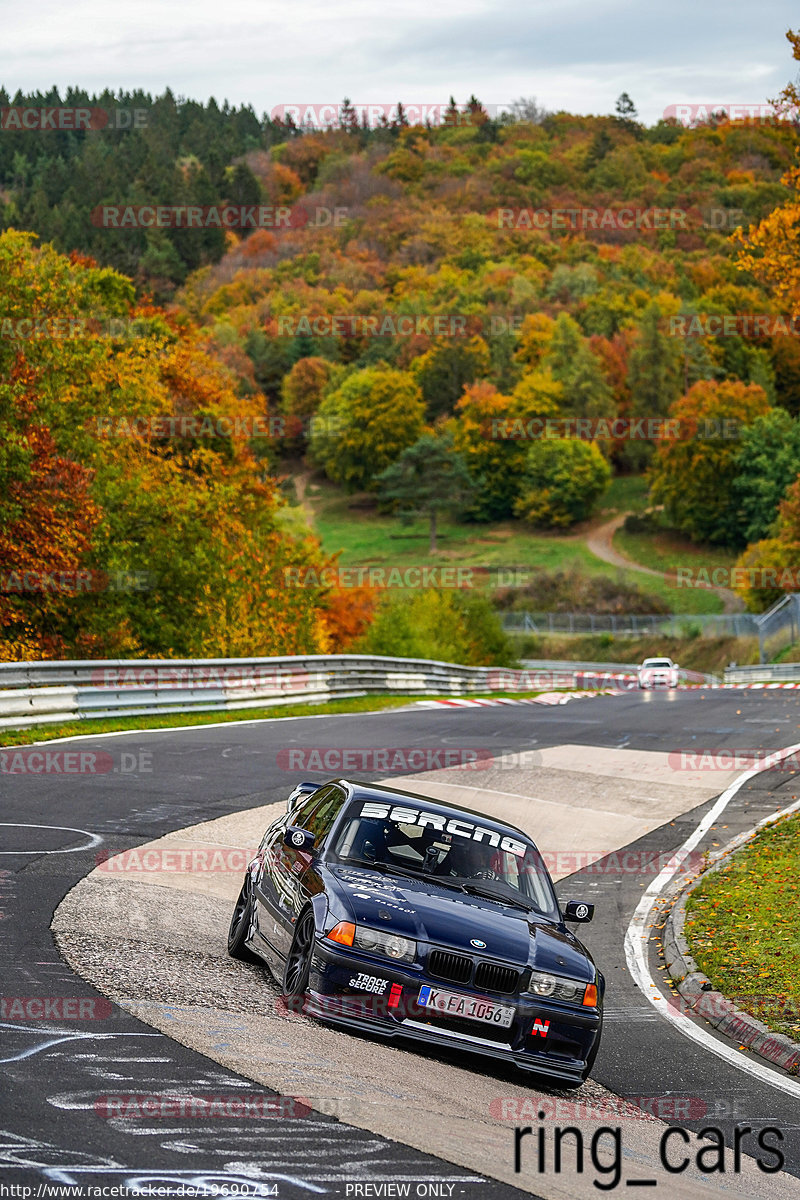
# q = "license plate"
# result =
<box><xmin>417</xmin><ymin>984</ymin><xmax>514</xmax><ymax>1028</ymax></box>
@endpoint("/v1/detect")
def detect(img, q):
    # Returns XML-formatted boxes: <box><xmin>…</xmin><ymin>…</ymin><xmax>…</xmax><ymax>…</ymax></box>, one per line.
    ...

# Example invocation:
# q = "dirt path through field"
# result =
<box><xmin>586</xmin><ymin>513</ymin><xmax>743</xmax><ymax>613</ymax></box>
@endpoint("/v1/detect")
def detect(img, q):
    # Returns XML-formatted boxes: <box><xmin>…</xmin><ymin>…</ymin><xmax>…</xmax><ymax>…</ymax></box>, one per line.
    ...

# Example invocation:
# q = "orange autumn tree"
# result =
<box><xmin>649</xmin><ymin>379</ymin><xmax>770</xmax><ymax>545</ymax></box>
<box><xmin>0</xmin><ymin>230</ymin><xmax>338</xmax><ymax>660</ymax></box>
<box><xmin>733</xmin><ymin>30</ymin><xmax>800</xmax><ymax>314</ymax></box>
<box><xmin>0</xmin><ymin>362</ymin><xmax>101</xmax><ymax>658</ymax></box>
<box><xmin>733</xmin><ymin>478</ymin><xmax>800</xmax><ymax>611</ymax></box>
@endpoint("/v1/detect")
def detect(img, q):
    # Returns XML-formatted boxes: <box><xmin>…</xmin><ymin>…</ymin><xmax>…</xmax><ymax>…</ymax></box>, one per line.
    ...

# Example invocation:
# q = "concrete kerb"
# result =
<box><xmin>662</xmin><ymin>802</ymin><xmax>800</xmax><ymax>1076</ymax></box>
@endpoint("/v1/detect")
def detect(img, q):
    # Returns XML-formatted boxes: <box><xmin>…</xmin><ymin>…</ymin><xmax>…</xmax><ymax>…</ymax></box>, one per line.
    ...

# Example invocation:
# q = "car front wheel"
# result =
<box><xmin>283</xmin><ymin>908</ymin><xmax>316</xmax><ymax>996</ymax></box>
<box><xmin>227</xmin><ymin>876</ymin><xmax>258</xmax><ymax>962</ymax></box>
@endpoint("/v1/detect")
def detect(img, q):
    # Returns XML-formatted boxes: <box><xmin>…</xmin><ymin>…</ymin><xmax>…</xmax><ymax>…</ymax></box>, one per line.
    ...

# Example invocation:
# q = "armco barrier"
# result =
<box><xmin>724</xmin><ymin>662</ymin><xmax>800</xmax><ymax>684</ymax></box>
<box><xmin>0</xmin><ymin>656</ymin><xmax>717</xmax><ymax>733</ymax></box>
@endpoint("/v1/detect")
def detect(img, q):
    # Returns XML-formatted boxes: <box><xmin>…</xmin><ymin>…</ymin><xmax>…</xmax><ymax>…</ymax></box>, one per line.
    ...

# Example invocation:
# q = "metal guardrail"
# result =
<box><xmin>724</xmin><ymin>662</ymin><xmax>800</xmax><ymax>684</ymax></box>
<box><xmin>0</xmin><ymin>654</ymin><xmax>718</xmax><ymax>733</ymax></box>
<box><xmin>752</xmin><ymin>593</ymin><xmax>800</xmax><ymax>663</ymax></box>
<box><xmin>520</xmin><ymin>658</ymin><xmax>641</xmax><ymax>672</ymax></box>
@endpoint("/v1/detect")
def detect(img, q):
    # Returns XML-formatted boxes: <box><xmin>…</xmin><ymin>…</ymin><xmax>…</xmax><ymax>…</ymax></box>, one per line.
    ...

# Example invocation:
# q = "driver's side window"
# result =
<box><xmin>306</xmin><ymin>786</ymin><xmax>346</xmax><ymax>848</ymax></box>
<box><xmin>293</xmin><ymin>786</ymin><xmax>331</xmax><ymax>829</ymax></box>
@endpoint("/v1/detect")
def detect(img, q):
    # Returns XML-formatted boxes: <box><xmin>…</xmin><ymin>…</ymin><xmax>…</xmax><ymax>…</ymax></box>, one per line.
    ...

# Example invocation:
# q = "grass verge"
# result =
<box><xmin>0</xmin><ymin>695</ymin><xmax>419</xmax><ymax>747</ymax></box>
<box><xmin>613</xmin><ymin>526</ymin><xmax>738</xmax><ymax>580</ymax></box>
<box><xmin>685</xmin><ymin>811</ymin><xmax>800</xmax><ymax>1044</ymax></box>
<box><xmin>0</xmin><ymin>689</ymin><xmax>580</xmax><ymax>747</ymax></box>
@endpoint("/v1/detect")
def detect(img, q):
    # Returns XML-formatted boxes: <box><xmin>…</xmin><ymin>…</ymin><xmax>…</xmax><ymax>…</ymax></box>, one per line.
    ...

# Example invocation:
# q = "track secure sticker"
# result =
<box><xmin>348</xmin><ymin>973</ymin><xmax>389</xmax><ymax>994</ymax></box>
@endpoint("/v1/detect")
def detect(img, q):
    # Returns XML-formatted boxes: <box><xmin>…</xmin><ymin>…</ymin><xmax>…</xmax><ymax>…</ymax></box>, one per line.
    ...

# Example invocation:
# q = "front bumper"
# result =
<box><xmin>638</xmin><ymin>673</ymin><xmax>678</xmax><ymax>689</ymax></box>
<box><xmin>307</xmin><ymin>940</ymin><xmax>602</xmax><ymax>1085</ymax></box>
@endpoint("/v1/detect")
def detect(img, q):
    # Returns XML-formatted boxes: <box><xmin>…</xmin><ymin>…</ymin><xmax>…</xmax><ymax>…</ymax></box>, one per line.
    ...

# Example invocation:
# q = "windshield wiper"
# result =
<box><xmin>341</xmin><ymin>859</ymin><xmax>466</xmax><ymax>891</ymax></box>
<box><xmin>457</xmin><ymin>881</ymin><xmax>536</xmax><ymax>912</ymax></box>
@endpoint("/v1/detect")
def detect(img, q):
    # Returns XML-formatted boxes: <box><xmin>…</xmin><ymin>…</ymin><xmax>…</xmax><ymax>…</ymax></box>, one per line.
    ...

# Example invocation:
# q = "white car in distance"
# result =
<box><xmin>637</xmin><ymin>657</ymin><xmax>680</xmax><ymax>689</ymax></box>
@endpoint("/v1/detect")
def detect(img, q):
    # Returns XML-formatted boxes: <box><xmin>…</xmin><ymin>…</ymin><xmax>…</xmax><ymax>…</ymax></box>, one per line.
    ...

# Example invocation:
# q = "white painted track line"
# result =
<box><xmin>624</xmin><ymin>740</ymin><xmax>800</xmax><ymax>1099</ymax></box>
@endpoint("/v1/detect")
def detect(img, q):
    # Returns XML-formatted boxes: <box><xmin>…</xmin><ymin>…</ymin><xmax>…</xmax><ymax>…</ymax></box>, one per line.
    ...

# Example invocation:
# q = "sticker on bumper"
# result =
<box><xmin>349</xmin><ymin>973</ymin><xmax>388</xmax><ymax>994</ymax></box>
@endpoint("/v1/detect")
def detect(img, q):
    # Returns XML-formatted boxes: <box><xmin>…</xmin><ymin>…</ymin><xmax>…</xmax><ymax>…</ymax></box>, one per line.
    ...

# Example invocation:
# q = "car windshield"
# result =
<box><xmin>644</xmin><ymin>659</ymin><xmax>671</xmax><ymax>668</ymax></box>
<box><xmin>329</xmin><ymin>797</ymin><xmax>560</xmax><ymax>920</ymax></box>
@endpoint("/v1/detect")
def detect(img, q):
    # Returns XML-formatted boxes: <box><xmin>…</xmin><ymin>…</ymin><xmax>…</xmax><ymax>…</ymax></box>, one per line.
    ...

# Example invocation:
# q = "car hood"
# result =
<box><xmin>327</xmin><ymin>865</ymin><xmax>592</xmax><ymax>977</ymax></box>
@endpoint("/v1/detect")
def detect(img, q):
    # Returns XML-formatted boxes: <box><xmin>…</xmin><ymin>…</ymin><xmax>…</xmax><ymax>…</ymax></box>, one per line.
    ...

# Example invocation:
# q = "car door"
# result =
<box><xmin>250</xmin><ymin>810</ymin><xmax>289</xmax><ymax>957</ymax></box>
<box><xmin>295</xmin><ymin>784</ymin><xmax>348</xmax><ymax>910</ymax></box>
<box><xmin>255</xmin><ymin>786</ymin><xmax>334</xmax><ymax>960</ymax></box>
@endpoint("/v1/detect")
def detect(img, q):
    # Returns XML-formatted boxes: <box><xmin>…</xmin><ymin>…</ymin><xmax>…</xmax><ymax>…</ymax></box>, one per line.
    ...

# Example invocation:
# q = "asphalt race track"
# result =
<box><xmin>2</xmin><ymin>688</ymin><xmax>800</xmax><ymax>1198</ymax></box>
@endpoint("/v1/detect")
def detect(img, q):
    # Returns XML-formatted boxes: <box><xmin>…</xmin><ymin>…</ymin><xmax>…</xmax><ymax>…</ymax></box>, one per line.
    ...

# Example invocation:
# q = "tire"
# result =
<box><xmin>227</xmin><ymin>876</ymin><xmax>258</xmax><ymax>963</ymax></box>
<box><xmin>282</xmin><ymin>908</ymin><xmax>316</xmax><ymax>996</ymax></box>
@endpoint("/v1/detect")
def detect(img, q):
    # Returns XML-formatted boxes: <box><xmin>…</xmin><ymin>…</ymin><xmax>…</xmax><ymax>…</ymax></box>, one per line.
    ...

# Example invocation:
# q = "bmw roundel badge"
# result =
<box><xmin>470</xmin><ymin>938</ymin><xmax>486</xmax><ymax>948</ymax></box>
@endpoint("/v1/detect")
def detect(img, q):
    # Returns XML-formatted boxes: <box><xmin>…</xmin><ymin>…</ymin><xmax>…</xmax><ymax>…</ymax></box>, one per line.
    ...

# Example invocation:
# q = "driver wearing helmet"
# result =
<box><xmin>436</xmin><ymin>837</ymin><xmax>502</xmax><ymax>880</ymax></box>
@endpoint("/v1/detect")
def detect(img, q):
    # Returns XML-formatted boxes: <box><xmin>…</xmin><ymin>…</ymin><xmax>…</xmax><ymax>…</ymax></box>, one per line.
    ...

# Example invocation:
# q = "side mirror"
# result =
<box><xmin>563</xmin><ymin>900</ymin><xmax>594</xmax><ymax>923</ymax></box>
<box><xmin>284</xmin><ymin>826</ymin><xmax>315</xmax><ymax>853</ymax></box>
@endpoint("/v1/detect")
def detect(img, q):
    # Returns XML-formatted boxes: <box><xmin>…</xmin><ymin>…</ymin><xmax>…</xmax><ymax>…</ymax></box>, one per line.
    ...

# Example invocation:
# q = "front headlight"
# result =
<box><xmin>529</xmin><ymin>970</ymin><xmax>585</xmax><ymax>1002</ymax></box>
<box><xmin>354</xmin><ymin>926</ymin><xmax>416</xmax><ymax>963</ymax></box>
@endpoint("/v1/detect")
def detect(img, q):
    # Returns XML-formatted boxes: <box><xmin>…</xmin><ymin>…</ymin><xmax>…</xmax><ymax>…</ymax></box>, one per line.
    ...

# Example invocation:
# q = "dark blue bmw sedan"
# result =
<box><xmin>228</xmin><ymin>778</ymin><xmax>603</xmax><ymax>1086</ymax></box>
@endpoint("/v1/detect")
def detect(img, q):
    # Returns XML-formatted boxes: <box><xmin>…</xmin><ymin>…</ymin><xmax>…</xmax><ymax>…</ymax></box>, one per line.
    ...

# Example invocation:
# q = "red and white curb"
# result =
<box><xmin>416</xmin><ymin>683</ymin><xmax>800</xmax><ymax>707</ymax></box>
<box><xmin>415</xmin><ymin>690</ymin><xmax>628</xmax><ymax>709</ymax></box>
<box><xmin>722</xmin><ymin>681</ymin><xmax>800</xmax><ymax>689</ymax></box>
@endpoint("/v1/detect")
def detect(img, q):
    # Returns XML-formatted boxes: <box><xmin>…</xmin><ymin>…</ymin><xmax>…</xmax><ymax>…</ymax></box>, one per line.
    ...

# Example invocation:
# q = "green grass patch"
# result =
<box><xmin>614</xmin><ymin>526</ymin><xmax>738</xmax><ymax>579</ymax></box>
<box><xmin>601</xmin><ymin>474</ymin><xmax>650</xmax><ymax>515</ymax></box>
<box><xmin>685</xmin><ymin>812</ymin><xmax>800</xmax><ymax>1043</ymax></box>
<box><xmin>308</xmin><ymin>478</ymin><xmax>721</xmax><ymax>614</ymax></box>
<box><xmin>0</xmin><ymin>695</ymin><xmax>419</xmax><ymax>747</ymax></box>
<box><xmin>0</xmin><ymin>688</ymin><xmax>581</xmax><ymax>747</ymax></box>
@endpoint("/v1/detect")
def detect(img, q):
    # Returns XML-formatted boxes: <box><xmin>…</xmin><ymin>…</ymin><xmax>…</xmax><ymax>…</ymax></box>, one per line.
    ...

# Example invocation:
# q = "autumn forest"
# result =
<box><xmin>4</xmin><ymin>37</ymin><xmax>800</xmax><ymax>664</ymax></box>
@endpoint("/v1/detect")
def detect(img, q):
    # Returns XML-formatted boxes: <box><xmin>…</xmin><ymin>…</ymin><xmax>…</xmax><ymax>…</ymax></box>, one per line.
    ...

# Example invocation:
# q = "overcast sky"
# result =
<box><xmin>2</xmin><ymin>0</ymin><xmax>798</xmax><ymax>126</ymax></box>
